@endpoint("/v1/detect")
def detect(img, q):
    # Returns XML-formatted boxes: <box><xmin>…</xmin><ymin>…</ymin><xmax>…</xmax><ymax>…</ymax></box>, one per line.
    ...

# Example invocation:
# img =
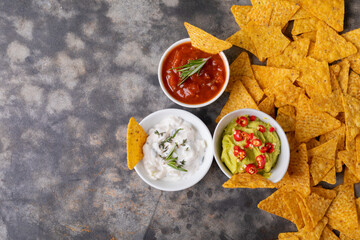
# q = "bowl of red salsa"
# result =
<box><xmin>158</xmin><ymin>38</ymin><xmax>230</xmax><ymax>108</ymax></box>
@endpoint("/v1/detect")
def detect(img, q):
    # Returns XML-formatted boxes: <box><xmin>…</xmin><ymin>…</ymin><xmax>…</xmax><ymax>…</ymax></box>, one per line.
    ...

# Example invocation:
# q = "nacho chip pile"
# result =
<box><xmin>220</xmin><ymin>0</ymin><xmax>360</xmax><ymax>239</ymax></box>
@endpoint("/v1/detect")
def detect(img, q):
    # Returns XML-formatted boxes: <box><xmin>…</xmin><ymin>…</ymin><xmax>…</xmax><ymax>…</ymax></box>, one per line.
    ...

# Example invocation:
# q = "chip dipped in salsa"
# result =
<box><xmin>162</xmin><ymin>42</ymin><xmax>227</xmax><ymax>105</ymax></box>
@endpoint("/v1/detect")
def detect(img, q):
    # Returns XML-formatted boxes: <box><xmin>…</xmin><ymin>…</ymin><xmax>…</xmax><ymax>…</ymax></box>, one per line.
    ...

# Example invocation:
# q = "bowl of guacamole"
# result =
<box><xmin>213</xmin><ymin>109</ymin><xmax>290</xmax><ymax>183</ymax></box>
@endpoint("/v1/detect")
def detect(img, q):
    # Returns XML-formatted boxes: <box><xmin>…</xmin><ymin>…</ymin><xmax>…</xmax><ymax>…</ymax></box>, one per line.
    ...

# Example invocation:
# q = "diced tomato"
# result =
<box><xmin>260</xmin><ymin>146</ymin><xmax>268</xmax><ymax>153</ymax></box>
<box><xmin>234</xmin><ymin>146</ymin><xmax>246</xmax><ymax>160</ymax></box>
<box><xmin>233</xmin><ymin>130</ymin><xmax>244</xmax><ymax>141</ymax></box>
<box><xmin>244</xmin><ymin>139</ymin><xmax>254</xmax><ymax>149</ymax></box>
<box><xmin>258</xmin><ymin>125</ymin><xmax>265</xmax><ymax>133</ymax></box>
<box><xmin>250</xmin><ymin>115</ymin><xmax>257</xmax><ymax>121</ymax></box>
<box><xmin>236</xmin><ymin>116</ymin><xmax>248</xmax><ymax>127</ymax></box>
<box><xmin>256</xmin><ymin>155</ymin><xmax>266</xmax><ymax>169</ymax></box>
<box><xmin>265</xmin><ymin>143</ymin><xmax>275</xmax><ymax>153</ymax></box>
<box><xmin>269</xmin><ymin>127</ymin><xmax>275</xmax><ymax>132</ymax></box>
<box><xmin>245</xmin><ymin>164</ymin><xmax>258</xmax><ymax>175</ymax></box>
<box><xmin>252</xmin><ymin>139</ymin><xmax>262</xmax><ymax>147</ymax></box>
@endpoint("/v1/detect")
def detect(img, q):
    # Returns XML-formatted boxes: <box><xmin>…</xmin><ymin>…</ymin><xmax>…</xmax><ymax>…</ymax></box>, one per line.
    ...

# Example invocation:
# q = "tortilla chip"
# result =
<box><xmin>127</xmin><ymin>117</ymin><xmax>148</xmax><ymax>170</ymax></box>
<box><xmin>283</xmin><ymin>190</ymin><xmax>305</xmax><ymax>230</ymax></box>
<box><xmin>321</xmin><ymin>167</ymin><xmax>336</xmax><ymax>185</ymax></box>
<box><xmin>252</xmin><ymin>65</ymin><xmax>300</xmax><ymax>89</ymax></box>
<box><xmin>292</xmin><ymin>17</ymin><xmax>318</xmax><ymax>36</ymax></box>
<box><xmin>226</xmin><ymin>30</ymin><xmax>262</xmax><ymax>61</ymax></box>
<box><xmin>335</xmin><ymin>153</ymin><xmax>344</xmax><ymax>173</ymax></box>
<box><xmin>326</xmin><ymin>184</ymin><xmax>358</xmax><ymax>231</ymax></box>
<box><xmin>331</xmin><ymin>64</ymin><xmax>341</xmax><ymax>77</ymax></box>
<box><xmin>243</xmin><ymin>25</ymin><xmax>291</xmax><ymax>60</ymax></box>
<box><xmin>300</xmin><ymin>0</ymin><xmax>344</xmax><ymax>32</ymax></box>
<box><xmin>258</xmin><ymin>188</ymin><xmax>297</xmax><ymax>223</ymax></box>
<box><xmin>357</xmin><ymin>135</ymin><xmax>360</xmax><ymax>164</ymax></box>
<box><xmin>276</xmin><ymin>144</ymin><xmax>311</xmax><ymax>197</ymax></box>
<box><xmin>340</xmin><ymin>233</ymin><xmax>357</xmax><ymax>240</ymax></box>
<box><xmin>268</xmin><ymin>0</ymin><xmax>300</xmax><ymax>28</ymax></box>
<box><xmin>320</xmin><ymin>226</ymin><xmax>340</xmax><ymax>240</ymax></box>
<box><xmin>274</xmin><ymin>98</ymin><xmax>288</xmax><ymax>108</ymax></box>
<box><xmin>310</xmin><ymin>156</ymin><xmax>335</xmax><ymax>185</ymax></box>
<box><xmin>308</xmin><ymin>138</ymin><xmax>337</xmax><ymax>160</ymax></box>
<box><xmin>184</xmin><ymin>22</ymin><xmax>232</xmax><ymax>54</ymax></box>
<box><xmin>287</xmin><ymin>131</ymin><xmax>299</xmax><ymax>152</ymax></box>
<box><xmin>330</xmin><ymin>67</ymin><xmax>342</xmax><ymax>92</ymax></box>
<box><xmin>279</xmin><ymin>216</ymin><xmax>328</xmax><ymax>239</ymax></box>
<box><xmin>264</xmin><ymin>79</ymin><xmax>305</xmax><ymax>107</ymax></box>
<box><xmin>240</xmin><ymin>76</ymin><xmax>264</xmax><ymax>104</ymax></box>
<box><xmin>293</xmin><ymin>31</ymin><xmax>317</xmax><ymax>42</ymax></box>
<box><xmin>247</xmin><ymin>2</ymin><xmax>273</xmax><ymax>26</ymax></box>
<box><xmin>258</xmin><ymin>95</ymin><xmax>275</xmax><ymax>118</ymax></box>
<box><xmin>319</xmin><ymin>124</ymin><xmax>345</xmax><ymax>151</ymax></box>
<box><xmin>226</xmin><ymin>52</ymin><xmax>254</xmax><ymax>92</ymax></box>
<box><xmin>291</xmin><ymin>7</ymin><xmax>312</xmax><ymax>20</ymax></box>
<box><xmin>222</xmin><ymin>173</ymin><xmax>276</xmax><ymax>188</ymax></box>
<box><xmin>231</xmin><ymin>5</ymin><xmax>252</xmax><ymax>28</ymax></box>
<box><xmin>267</xmin><ymin>37</ymin><xmax>311</xmax><ymax>68</ymax></box>
<box><xmin>306</xmin><ymin>138</ymin><xmax>321</xmax><ymax>150</ymax></box>
<box><xmin>342</xmin><ymin>94</ymin><xmax>360</xmax><ymax>148</ymax></box>
<box><xmin>313</xmin><ymin>22</ymin><xmax>356</xmax><ymax>63</ymax></box>
<box><xmin>216</xmin><ymin>80</ymin><xmax>259</xmax><ymax>123</ymax></box>
<box><xmin>339</xmin><ymin>150</ymin><xmax>360</xmax><ymax>180</ymax></box>
<box><xmin>276</xmin><ymin>105</ymin><xmax>296</xmax><ymax>132</ymax></box>
<box><xmin>344</xmin><ymin>166</ymin><xmax>360</xmax><ymax>184</ymax></box>
<box><xmin>296</xmin><ymin>57</ymin><xmax>331</xmax><ymax>97</ymax></box>
<box><xmin>348</xmin><ymin>70</ymin><xmax>360</xmax><ymax>100</ymax></box>
<box><xmin>310</xmin><ymin>89</ymin><xmax>343</xmax><ymax>117</ymax></box>
<box><xmin>346</xmin><ymin>53</ymin><xmax>360</xmax><ymax>75</ymax></box>
<box><xmin>305</xmin><ymin>192</ymin><xmax>333</xmax><ymax>227</ymax></box>
<box><xmin>342</xmin><ymin>28</ymin><xmax>360</xmax><ymax>74</ymax></box>
<box><xmin>311</xmin><ymin>186</ymin><xmax>337</xmax><ymax>200</ymax></box>
<box><xmin>337</xmin><ymin>59</ymin><xmax>350</xmax><ymax>94</ymax></box>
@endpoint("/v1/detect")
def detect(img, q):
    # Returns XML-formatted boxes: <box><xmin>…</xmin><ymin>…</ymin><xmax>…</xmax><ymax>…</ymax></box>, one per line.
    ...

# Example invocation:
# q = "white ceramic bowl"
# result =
<box><xmin>158</xmin><ymin>38</ymin><xmax>230</xmax><ymax>108</ymax></box>
<box><xmin>134</xmin><ymin>108</ymin><xmax>213</xmax><ymax>191</ymax></box>
<box><xmin>213</xmin><ymin>109</ymin><xmax>290</xmax><ymax>183</ymax></box>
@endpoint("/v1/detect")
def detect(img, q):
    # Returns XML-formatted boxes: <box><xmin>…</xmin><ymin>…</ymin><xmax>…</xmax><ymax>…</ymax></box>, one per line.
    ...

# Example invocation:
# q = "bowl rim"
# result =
<box><xmin>212</xmin><ymin>108</ymin><xmax>290</xmax><ymax>183</ymax></box>
<box><xmin>158</xmin><ymin>38</ymin><xmax>230</xmax><ymax>108</ymax></box>
<box><xmin>134</xmin><ymin>108</ymin><xmax>214</xmax><ymax>191</ymax></box>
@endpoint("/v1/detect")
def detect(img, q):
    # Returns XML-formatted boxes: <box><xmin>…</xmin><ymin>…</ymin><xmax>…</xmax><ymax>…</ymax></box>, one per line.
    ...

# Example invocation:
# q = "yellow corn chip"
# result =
<box><xmin>226</xmin><ymin>52</ymin><xmax>254</xmax><ymax>92</ymax></box>
<box><xmin>216</xmin><ymin>80</ymin><xmax>259</xmax><ymax>123</ymax></box>
<box><xmin>291</xmin><ymin>7</ymin><xmax>312</xmax><ymax>20</ymax></box>
<box><xmin>184</xmin><ymin>22</ymin><xmax>232</xmax><ymax>54</ymax></box>
<box><xmin>342</xmin><ymin>94</ymin><xmax>360</xmax><ymax>148</ymax></box>
<box><xmin>308</xmin><ymin>138</ymin><xmax>337</xmax><ymax>160</ymax></box>
<box><xmin>340</xmin><ymin>232</ymin><xmax>360</xmax><ymax>240</ymax></box>
<box><xmin>357</xmin><ymin>135</ymin><xmax>360</xmax><ymax>163</ymax></box>
<box><xmin>320</xmin><ymin>226</ymin><xmax>340</xmax><ymax>240</ymax></box>
<box><xmin>276</xmin><ymin>105</ymin><xmax>296</xmax><ymax>132</ymax></box>
<box><xmin>310</xmin><ymin>89</ymin><xmax>343</xmax><ymax>117</ymax></box>
<box><xmin>348</xmin><ymin>70</ymin><xmax>360</xmax><ymax>100</ymax></box>
<box><xmin>279</xmin><ymin>216</ymin><xmax>328</xmax><ymax>239</ymax></box>
<box><xmin>252</xmin><ymin>65</ymin><xmax>300</xmax><ymax>89</ymax></box>
<box><xmin>240</xmin><ymin>76</ymin><xmax>264</xmax><ymax>104</ymax></box>
<box><xmin>283</xmin><ymin>190</ymin><xmax>305</xmax><ymax>230</ymax></box>
<box><xmin>293</xmin><ymin>31</ymin><xmax>317</xmax><ymax>42</ymax></box>
<box><xmin>292</xmin><ymin>17</ymin><xmax>318</xmax><ymax>36</ymax></box>
<box><xmin>276</xmin><ymin>144</ymin><xmax>311</xmax><ymax>197</ymax></box>
<box><xmin>243</xmin><ymin>25</ymin><xmax>291</xmax><ymax>60</ymax></box>
<box><xmin>127</xmin><ymin>117</ymin><xmax>148</xmax><ymax>170</ymax></box>
<box><xmin>247</xmin><ymin>2</ymin><xmax>273</xmax><ymax>26</ymax></box>
<box><xmin>313</xmin><ymin>22</ymin><xmax>356</xmax><ymax>63</ymax></box>
<box><xmin>231</xmin><ymin>5</ymin><xmax>252</xmax><ymax>28</ymax></box>
<box><xmin>344</xmin><ymin>167</ymin><xmax>360</xmax><ymax>184</ymax></box>
<box><xmin>226</xmin><ymin>30</ymin><xmax>263</xmax><ymax>61</ymax></box>
<box><xmin>342</xmin><ymin>29</ymin><xmax>360</xmax><ymax>74</ymax></box>
<box><xmin>258</xmin><ymin>95</ymin><xmax>275</xmax><ymax>118</ymax></box>
<box><xmin>297</xmin><ymin>193</ymin><xmax>314</xmax><ymax>229</ymax></box>
<box><xmin>322</xmin><ymin>165</ymin><xmax>336</xmax><ymax>184</ymax></box>
<box><xmin>327</xmin><ymin>184</ymin><xmax>358</xmax><ymax>231</ymax></box>
<box><xmin>264</xmin><ymin>79</ymin><xmax>305</xmax><ymax>107</ymax></box>
<box><xmin>339</xmin><ymin>150</ymin><xmax>360</xmax><ymax>180</ymax></box>
<box><xmin>305</xmin><ymin>192</ymin><xmax>333</xmax><ymax>227</ymax></box>
<box><xmin>330</xmin><ymin>67</ymin><xmax>341</xmax><ymax>91</ymax></box>
<box><xmin>267</xmin><ymin>38</ymin><xmax>311</xmax><ymax>68</ymax></box>
<box><xmin>222</xmin><ymin>173</ymin><xmax>276</xmax><ymax>188</ymax></box>
<box><xmin>330</xmin><ymin>63</ymin><xmax>341</xmax><ymax>77</ymax></box>
<box><xmin>306</xmin><ymin>138</ymin><xmax>321</xmax><ymax>150</ymax></box>
<box><xmin>287</xmin><ymin>131</ymin><xmax>299</xmax><ymax>152</ymax></box>
<box><xmin>268</xmin><ymin>0</ymin><xmax>300</xmax><ymax>28</ymax></box>
<box><xmin>346</xmin><ymin>53</ymin><xmax>360</xmax><ymax>75</ymax></box>
<box><xmin>296</xmin><ymin>57</ymin><xmax>331</xmax><ymax>97</ymax></box>
<box><xmin>300</xmin><ymin>0</ymin><xmax>344</xmax><ymax>32</ymax></box>
<box><xmin>319</xmin><ymin>124</ymin><xmax>345</xmax><ymax>151</ymax></box>
<box><xmin>258</xmin><ymin>188</ymin><xmax>297</xmax><ymax>223</ymax></box>
<box><xmin>337</xmin><ymin>59</ymin><xmax>350</xmax><ymax>94</ymax></box>
<box><xmin>310</xmin><ymin>156</ymin><xmax>335</xmax><ymax>185</ymax></box>
<box><xmin>311</xmin><ymin>186</ymin><xmax>336</xmax><ymax>200</ymax></box>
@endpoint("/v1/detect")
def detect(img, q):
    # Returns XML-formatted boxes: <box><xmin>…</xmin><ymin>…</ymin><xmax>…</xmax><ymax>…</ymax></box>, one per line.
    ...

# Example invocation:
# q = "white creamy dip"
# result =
<box><xmin>142</xmin><ymin>115</ymin><xmax>206</xmax><ymax>181</ymax></box>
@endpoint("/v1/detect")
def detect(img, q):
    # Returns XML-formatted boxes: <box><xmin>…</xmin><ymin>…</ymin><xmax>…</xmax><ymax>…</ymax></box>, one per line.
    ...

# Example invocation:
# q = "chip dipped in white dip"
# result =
<box><xmin>142</xmin><ymin>115</ymin><xmax>206</xmax><ymax>181</ymax></box>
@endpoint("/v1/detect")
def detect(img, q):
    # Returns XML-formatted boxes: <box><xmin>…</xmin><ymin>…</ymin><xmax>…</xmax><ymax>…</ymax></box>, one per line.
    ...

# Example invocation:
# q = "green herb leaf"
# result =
<box><xmin>170</xmin><ymin>57</ymin><xmax>210</xmax><ymax>86</ymax></box>
<box><xmin>159</xmin><ymin>128</ymin><xmax>183</xmax><ymax>148</ymax></box>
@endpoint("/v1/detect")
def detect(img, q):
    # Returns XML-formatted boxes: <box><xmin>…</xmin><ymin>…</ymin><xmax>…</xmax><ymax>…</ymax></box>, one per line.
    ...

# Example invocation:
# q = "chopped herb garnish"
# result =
<box><xmin>186</xmin><ymin>147</ymin><xmax>189</xmax><ymax>151</ymax></box>
<box><xmin>170</xmin><ymin>57</ymin><xmax>210</xmax><ymax>86</ymax></box>
<box><xmin>154</xmin><ymin>130</ymin><xmax>164</xmax><ymax>137</ymax></box>
<box><xmin>180</xmin><ymin>160</ymin><xmax>186</xmax><ymax>165</ymax></box>
<box><xmin>163</xmin><ymin>144</ymin><xmax>187</xmax><ymax>172</ymax></box>
<box><xmin>159</xmin><ymin>128</ymin><xmax>183</xmax><ymax>149</ymax></box>
<box><xmin>181</xmin><ymin>139</ymin><xmax>187</xmax><ymax>146</ymax></box>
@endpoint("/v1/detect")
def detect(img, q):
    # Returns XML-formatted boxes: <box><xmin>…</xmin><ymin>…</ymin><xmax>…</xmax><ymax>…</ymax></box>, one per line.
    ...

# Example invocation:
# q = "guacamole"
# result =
<box><xmin>221</xmin><ymin>115</ymin><xmax>281</xmax><ymax>177</ymax></box>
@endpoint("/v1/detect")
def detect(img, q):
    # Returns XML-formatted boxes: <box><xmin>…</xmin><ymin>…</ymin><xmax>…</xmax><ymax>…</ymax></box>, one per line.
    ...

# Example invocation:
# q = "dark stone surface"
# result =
<box><xmin>0</xmin><ymin>0</ymin><xmax>359</xmax><ymax>239</ymax></box>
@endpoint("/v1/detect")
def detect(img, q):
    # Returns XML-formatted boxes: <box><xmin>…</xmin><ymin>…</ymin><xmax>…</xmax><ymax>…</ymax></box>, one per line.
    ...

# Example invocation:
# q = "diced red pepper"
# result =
<box><xmin>245</xmin><ymin>164</ymin><xmax>258</xmax><ymax>175</ymax></box>
<box><xmin>256</xmin><ymin>155</ymin><xmax>266</xmax><ymax>169</ymax></box>
<box><xmin>258</xmin><ymin>125</ymin><xmax>265</xmax><ymax>133</ymax></box>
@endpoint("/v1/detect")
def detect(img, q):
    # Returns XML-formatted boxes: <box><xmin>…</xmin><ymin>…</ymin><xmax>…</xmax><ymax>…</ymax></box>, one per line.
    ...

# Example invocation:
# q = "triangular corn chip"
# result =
<box><xmin>291</xmin><ymin>7</ymin><xmax>312</xmax><ymax>20</ymax></box>
<box><xmin>310</xmin><ymin>156</ymin><xmax>335</xmax><ymax>185</ymax></box>
<box><xmin>222</xmin><ymin>173</ymin><xmax>276</xmax><ymax>188</ymax></box>
<box><xmin>283</xmin><ymin>190</ymin><xmax>305</xmax><ymax>230</ymax></box>
<box><xmin>240</xmin><ymin>76</ymin><xmax>264</xmax><ymax>104</ymax></box>
<box><xmin>226</xmin><ymin>52</ymin><xmax>254</xmax><ymax>92</ymax></box>
<box><xmin>308</xmin><ymin>138</ymin><xmax>337</xmax><ymax>160</ymax></box>
<box><xmin>268</xmin><ymin>0</ymin><xmax>300</xmax><ymax>28</ymax></box>
<box><xmin>348</xmin><ymin>70</ymin><xmax>360</xmax><ymax>100</ymax></box>
<box><xmin>127</xmin><ymin>117</ymin><xmax>148</xmax><ymax>170</ymax></box>
<box><xmin>305</xmin><ymin>192</ymin><xmax>333</xmax><ymax>227</ymax></box>
<box><xmin>258</xmin><ymin>95</ymin><xmax>275</xmax><ymax>118</ymax></box>
<box><xmin>231</xmin><ymin>5</ymin><xmax>252</xmax><ymax>28</ymax></box>
<box><xmin>292</xmin><ymin>17</ymin><xmax>318</xmax><ymax>36</ymax></box>
<box><xmin>184</xmin><ymin>22</ymin><xmax>232</xmax><ymax>54</ymax></box>
<box><xmin>226</xmin><ymin>30</ymin><xmax>263</xmax><ymax>61</ymax></box>
<box><xmin>344</xmin><ymin>167</ymin><xmax>360</xmax><ymax>184</ymax></box>
<box><xmin>319</xmin><ymin>124</ymin><xmax>346</xmax><ymax>152</ymax></box>
<box><xmin>307</xmin><ymin>138</ymin><xmax>321</xmax><ymax>150</ymax></box>
<box><xmin>310</xmin><ymin>90</ymin><xmax>343</xmax><ymax>117</ymax></box>
<box><xmin>216</xmin><ymin>80</ymin><xmax>259</xmax><ymax>123</ymax></box>
<box><xmin>321</xmin><ymin>166</ymin><xmax>336</xmax><ymax>185</ymax></box>
<box><xmin>252</xmin><ymin>65</ymin><xmax>300</xmax><ymax>89</ymax></box>
<box><xmin>264</xmin><ymin>79</ymin><xmax>305</xmax><ymax>107</ymax></box>
<box><xmin>278</xmin><ymin>217</ymin><xmax>328</xmax><ymax>239</ymax></box>
<box><xmin>300</xmin><ymin>0</ymin><xmax>344</xmax><ymax>32</ymax></box>
<box><xmin>276</xmin><ymin>105</ymin><xmax>296</xmax><ymax>132</ymax></box>
<box><xmin>337</xmin><ymin>59</ymin><xmax>350</xmax><ymax>94</ymax></box>
<box><xmin>247</xmin><ymin>2</ymin><xmax>273</xmax><ymax>26</ymax></box>
<box><xmin>311</xmin><ymin>186</ymin><xmax>336</xmax><ymax>200</ymax></box>
<box><xmin>320</xmin><ymin>226</ymin><xmax>340</xmax><ymax>240</ymax></box>
<box><xmin>342</xmin><ymin>94</ymin><xmax>360</xmax><ymax>148</ymax></box>
<box><xmin>338</xmin><ymin>150</ymin><xmax>360</xmax><ymax>180</ymax></box>
<box><xmin>313</xmin><ymin>22</ymin><xmax>357</xmax><ymax>63</ymax></box>
<box><xmin>346</xmin><ymin>53</ymin><xmax>360</xmax><ymax>75</ymax></box>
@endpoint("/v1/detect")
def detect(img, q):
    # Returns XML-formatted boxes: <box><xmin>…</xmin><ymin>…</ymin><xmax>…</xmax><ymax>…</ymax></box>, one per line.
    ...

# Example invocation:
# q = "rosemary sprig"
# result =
<box><xmin>164</xmin><ymin>145</ymin><xmax>188</xmax><ymax>172</ymax></box>
<box><xmin>171</xmin><ymin>57</ymin><xmax>210</xmax><ymax>86</ymax></box>
<box><xmin>159</xmin><ymin>128</ymin><xmax>183</xmax><ymax>149</ymax></box>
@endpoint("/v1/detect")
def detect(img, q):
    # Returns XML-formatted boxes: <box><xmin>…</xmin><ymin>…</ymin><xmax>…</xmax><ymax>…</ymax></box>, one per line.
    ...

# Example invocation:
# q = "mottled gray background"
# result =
<box><xmin>0</xmin><ymin>0</ymin><xmax>359</xmax><ymax>239</ymax></box>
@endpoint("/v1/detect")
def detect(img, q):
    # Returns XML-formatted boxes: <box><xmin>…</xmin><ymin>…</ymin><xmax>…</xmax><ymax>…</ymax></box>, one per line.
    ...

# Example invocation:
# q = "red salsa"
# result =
<box><xmin>162</xmin><ymin>42</ymin><xmax>226</xmax><ymax>104</ymax></box>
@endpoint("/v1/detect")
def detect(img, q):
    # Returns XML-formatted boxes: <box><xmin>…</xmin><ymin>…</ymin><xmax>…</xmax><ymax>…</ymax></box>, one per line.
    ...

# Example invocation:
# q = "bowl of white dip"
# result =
<box><xmin>134</xmin><ymin>109</ymin><xmax>213</xmax><ymax>191</ymax></box>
